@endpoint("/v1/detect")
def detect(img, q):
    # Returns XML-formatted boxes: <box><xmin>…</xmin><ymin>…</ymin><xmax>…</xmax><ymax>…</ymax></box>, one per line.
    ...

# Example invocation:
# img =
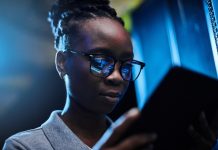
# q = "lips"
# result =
<box><xmin>99</xmin><ymin>92</ymin><xmax>122</xmax><ymax>98</ymax></box>
<box><xmin>99</xmin><ymin>91</ymin><xmax>122</xmax><ymax>103</ymax></box>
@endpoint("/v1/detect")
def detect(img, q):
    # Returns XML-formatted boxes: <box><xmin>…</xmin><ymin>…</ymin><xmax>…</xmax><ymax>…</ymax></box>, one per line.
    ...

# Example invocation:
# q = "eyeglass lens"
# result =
<box><xmin>90</xmin><ymin>55</ymin><xmax>142</xmax><ymax>81</ymax></box>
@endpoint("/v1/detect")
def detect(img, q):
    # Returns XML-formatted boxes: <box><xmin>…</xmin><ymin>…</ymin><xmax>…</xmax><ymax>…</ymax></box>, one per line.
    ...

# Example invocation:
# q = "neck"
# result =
<box><xmin>60</xmin><ymin>96</ymin><xmax>109</xmax><ymax>147</ymax></box>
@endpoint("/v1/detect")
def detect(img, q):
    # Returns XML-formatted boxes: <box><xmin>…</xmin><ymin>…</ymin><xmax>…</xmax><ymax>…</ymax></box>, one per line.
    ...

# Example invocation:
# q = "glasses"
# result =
<box><xmin>68</xmin><ymin>50</ymin><xmax>145</xmax><ymax>81</ymax></box>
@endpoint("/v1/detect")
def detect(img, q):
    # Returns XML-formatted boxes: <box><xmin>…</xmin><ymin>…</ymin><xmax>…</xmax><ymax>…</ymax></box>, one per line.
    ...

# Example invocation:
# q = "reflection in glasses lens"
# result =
<box><xmin>90</xmin><ymin>56</ymin><xmax>114</xmax><ymax>77</ymax></box>
<box><xmin>69</xmin><ymin>50</ymin><xmax>145</xmax><ymax>81</ymax></box>
<box><xmin>90</xmin><ymin>55</ymin><xmax>144</xmax><ymax>81</ymax></box>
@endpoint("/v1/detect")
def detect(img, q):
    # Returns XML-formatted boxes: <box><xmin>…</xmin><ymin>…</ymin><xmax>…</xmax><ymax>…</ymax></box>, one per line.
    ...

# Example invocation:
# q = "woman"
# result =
<box><xmin>3</xmin><ymin>0</ymin><xmax>157</xmax><ymax>149</ymax></box>
<box><xmin>3</xmin><ymin>0</ymin><xmax>217</xmax><ymax>149</ymax></box>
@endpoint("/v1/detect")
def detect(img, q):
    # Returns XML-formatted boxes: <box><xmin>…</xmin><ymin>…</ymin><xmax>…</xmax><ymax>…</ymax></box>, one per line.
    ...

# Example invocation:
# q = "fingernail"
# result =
<box><xmin>126</xmin><ymin>108</ymin><xmax>139</xmax><ymax>117</ymax></box>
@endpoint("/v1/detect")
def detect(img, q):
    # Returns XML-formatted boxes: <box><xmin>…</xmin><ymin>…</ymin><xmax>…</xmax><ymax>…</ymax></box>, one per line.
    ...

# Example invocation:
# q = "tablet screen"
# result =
<box><xmin>123</xmin><ymin>67</ymin><xmax>218</xmax><ymax>150</ymax></box>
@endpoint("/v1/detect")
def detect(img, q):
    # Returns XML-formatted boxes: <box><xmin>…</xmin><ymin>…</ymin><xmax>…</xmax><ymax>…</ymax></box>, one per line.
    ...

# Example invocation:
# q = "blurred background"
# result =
<box><xmin>0</xmin><ymin>0</ymin><xmax>218</xmax><ymax>148</ymax></box>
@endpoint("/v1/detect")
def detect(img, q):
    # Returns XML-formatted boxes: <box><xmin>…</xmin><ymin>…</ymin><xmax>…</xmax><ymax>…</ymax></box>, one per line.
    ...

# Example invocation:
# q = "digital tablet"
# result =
<box><xmin>122</xmin><ymin>66</ymin><xmax>218</xmax><ymax>150</ymax></box>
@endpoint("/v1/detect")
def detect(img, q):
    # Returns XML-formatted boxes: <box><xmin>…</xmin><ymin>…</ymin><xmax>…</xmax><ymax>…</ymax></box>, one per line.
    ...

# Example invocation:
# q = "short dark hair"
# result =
<box><xmin>48</xmin><ymin>0</ymin><xmax>124</xmax><ymax>50</ymax></box>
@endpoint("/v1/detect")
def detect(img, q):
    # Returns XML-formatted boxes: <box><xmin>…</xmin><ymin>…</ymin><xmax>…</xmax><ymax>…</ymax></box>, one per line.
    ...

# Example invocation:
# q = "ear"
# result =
<box><xmin>55</xmin><ymin>51</ymin><xmax>67</xmax><ymax>79</ymax></box>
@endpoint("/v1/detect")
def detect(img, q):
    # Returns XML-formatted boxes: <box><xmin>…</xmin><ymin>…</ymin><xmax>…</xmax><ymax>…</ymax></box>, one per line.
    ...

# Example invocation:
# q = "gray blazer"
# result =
<box><xmin>3</xmin><ymin>111</ymin><xmax>92</xmax><ymax>150</ymax></box>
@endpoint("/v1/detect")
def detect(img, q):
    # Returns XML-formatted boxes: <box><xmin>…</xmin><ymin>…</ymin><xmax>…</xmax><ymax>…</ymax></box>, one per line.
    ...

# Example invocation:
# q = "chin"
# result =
<box><xmin>101</xmin><ymin>102</ymin><xmax>119</xmax><ymax>115</ymax></box>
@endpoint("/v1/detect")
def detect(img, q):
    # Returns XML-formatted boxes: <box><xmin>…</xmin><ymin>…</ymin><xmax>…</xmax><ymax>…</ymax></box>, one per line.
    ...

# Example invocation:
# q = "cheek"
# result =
<box><xmin>121</xmin><ymin>82</ymin><xmax>130</xmax><ymax>97</ymax></box>
<box><xmin>65</xmin><ymin>58</ymin><xmax>100</xmax><ymax>99</ymax></box>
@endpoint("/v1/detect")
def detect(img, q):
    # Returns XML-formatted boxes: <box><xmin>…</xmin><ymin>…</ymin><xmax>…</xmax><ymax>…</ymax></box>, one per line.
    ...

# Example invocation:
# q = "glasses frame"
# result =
<box><xmin>68</xmin><ymin>50</ymin><xmax>146</xmax><ymax>81</ymax></box>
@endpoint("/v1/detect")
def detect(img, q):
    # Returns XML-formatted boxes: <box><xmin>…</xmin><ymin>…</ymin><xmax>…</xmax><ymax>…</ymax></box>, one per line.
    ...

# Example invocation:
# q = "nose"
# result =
<box><xmin>105</xmin><ymin>63</ymin><xmax>123</xmax><ymax>85</ymax></box>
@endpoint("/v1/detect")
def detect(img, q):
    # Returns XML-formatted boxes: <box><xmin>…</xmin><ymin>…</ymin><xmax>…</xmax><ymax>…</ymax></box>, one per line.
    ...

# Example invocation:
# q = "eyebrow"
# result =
<box><xmin>87</xmin><ymin>47</ymin><xmax>134</xmax><ymax>59</ymax></box>
<box><xmin>87</xmin><ymin>47</ymin><xmax>115</xmax><ymax>55</ymax></box>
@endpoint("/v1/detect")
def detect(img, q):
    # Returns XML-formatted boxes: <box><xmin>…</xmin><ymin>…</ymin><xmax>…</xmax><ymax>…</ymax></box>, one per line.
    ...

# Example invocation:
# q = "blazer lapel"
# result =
<box><xmin>41</xmin><ymin>110</ymin><xmax>91</xmax><ymax>150</ymax></box>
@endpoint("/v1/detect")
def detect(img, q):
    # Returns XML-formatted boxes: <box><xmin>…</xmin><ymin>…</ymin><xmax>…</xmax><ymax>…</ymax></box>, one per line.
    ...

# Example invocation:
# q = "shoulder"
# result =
<box><xmin>3</xmin><ymin>127</ymin><xmax>53</xmax><ymax>150</ymax></box>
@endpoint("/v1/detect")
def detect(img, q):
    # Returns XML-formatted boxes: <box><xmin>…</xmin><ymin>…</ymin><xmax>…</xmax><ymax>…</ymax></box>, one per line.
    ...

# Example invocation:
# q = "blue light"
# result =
<box><xmin>131</xmin><ymin>0</ymin><xmax>218</xmax><ymax>111</ymax></box>
<box><xmin>165</xmin><ymin>4</ymin><xmax>181</xmax><ymax>67</ymax></box>
<box><xmin>131</xmin><ymin>32</ymin><xmax>147</xmax><ymax>110</ymax></box>
<box><xmin>203</xmin><ymin>0</ymin><xmax>218</xmax><ymax>78</ymax></box>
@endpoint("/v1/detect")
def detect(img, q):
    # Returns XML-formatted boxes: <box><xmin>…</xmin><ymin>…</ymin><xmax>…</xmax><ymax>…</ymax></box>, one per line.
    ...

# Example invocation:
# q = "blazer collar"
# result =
<box><xmin>41</xmin><ymin>110</ymin><xmax>91</xmax><ymax>150</ymax></box>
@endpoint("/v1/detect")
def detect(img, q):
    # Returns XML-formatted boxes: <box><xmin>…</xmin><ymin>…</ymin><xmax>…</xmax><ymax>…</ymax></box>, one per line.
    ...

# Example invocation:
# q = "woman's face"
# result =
<box><xmin>61</xmin><ymin>18</ymin><xmax>133</xmax><ymax>114</ymax></box>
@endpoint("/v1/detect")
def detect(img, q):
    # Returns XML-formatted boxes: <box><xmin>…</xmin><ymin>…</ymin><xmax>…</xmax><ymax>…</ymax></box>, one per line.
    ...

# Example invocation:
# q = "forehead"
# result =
<box><xmin>69</xmin><ymin>18</ymin><xmax>133</xmax><ymax>58</ymax></box>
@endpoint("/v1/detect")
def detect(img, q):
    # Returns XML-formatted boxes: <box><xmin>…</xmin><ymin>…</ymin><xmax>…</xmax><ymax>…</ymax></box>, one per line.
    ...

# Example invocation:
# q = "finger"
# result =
<box><xmin>188</xmin><ymin>125</ymin><xmax>213</xmax><ymax>149</ymax></box>
<box><xmin>198</xmin><ymin>112</ymin><xmax>216</xmax><ymax>141</ymax></box>
<box><xmin>93</xmin><ymin>108</ymin><xmax>141</xmax><ymax>149</ymax></box>
<box><xmin>114</xmin><ymin>134</ymin><xmax>157</xmax><ymax>150</ymax></box>
<box><xmin>103</xmin><ymin>108</ymin><xmax>141</xmax><ymax>146</ymax></box>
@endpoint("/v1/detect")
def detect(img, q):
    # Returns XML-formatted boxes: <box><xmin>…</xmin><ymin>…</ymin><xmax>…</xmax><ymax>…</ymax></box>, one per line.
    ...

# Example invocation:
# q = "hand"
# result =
<box><xmin>189</xmin><ymin>111</ymin><xmax>218</xmax><ymax>150</ymax></box>
<box><xmin>93</xmin><ymin>108</ymin><xmax>157</xmax><ymax>150</ymax></box>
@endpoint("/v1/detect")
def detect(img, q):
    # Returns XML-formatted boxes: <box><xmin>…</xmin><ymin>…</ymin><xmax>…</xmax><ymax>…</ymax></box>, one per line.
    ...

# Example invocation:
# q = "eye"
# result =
<box><xmin>121</xmin><ymin>62</ymin><xmax>132</xmax><ymax>72</ymax></box>
<box><xmin>122</xmin><ymin>61</ymin><xmax>145</xmax><ymax>81</ymax></box>
<box><xmin>90</xmin><ymin>55</ymin><xmax>114</xmax><ymax>77</ymax></box>
<box><xmin>120</xmin><ymin>63</ymin><xmax>132</xmax><ymax>80</ymax></box>
<box><xmin>122</xmin><ymin>63</ymin><xmax>132</xmax><ymax>72</ymax></box>
<box><xmin>92</xmin><ymin>55</ymin><xmax>113</xmax><ymax>69</ymax></box>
